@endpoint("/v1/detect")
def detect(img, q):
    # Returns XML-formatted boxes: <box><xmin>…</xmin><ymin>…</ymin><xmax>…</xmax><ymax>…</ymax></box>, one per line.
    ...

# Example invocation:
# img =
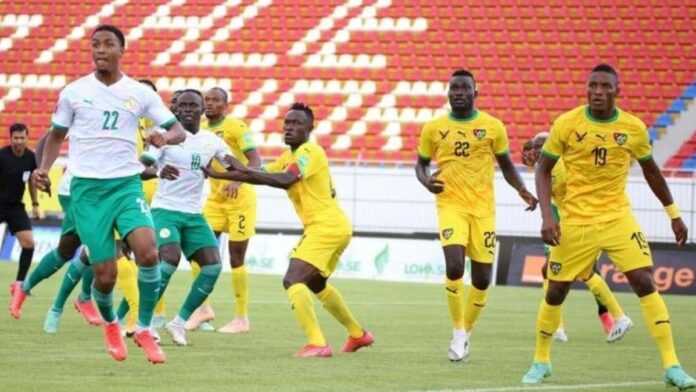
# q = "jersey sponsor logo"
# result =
<box><xmin>574</xmin><ymin>131</ymin><xmax>588</xmax><ymax>142</ymax></box>
<box><xmin>473</xmin><ymin>128</ymin><xmax>486</xmax><ymax>140</ymax></box>
<box><xmin>613</xmin><ymin>132</ymin><xmax>628</xmax><ymax>145</ymax></box>
<box><xmin>549</xmin><ymin>261</ymin><xmax>562</xmax><ymax>275</ymax></box>
<box><xmin>442</xmin><ymin>228</ymin><xmax>454</xmax><ymax>240</ymax></box>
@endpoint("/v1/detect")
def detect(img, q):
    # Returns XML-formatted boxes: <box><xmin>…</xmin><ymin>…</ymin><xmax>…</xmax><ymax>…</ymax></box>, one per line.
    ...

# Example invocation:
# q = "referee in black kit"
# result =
<box><xmin>1</xmin><ymin>123</ymin><xmax>40</xmax><ymax>294</ymax></box>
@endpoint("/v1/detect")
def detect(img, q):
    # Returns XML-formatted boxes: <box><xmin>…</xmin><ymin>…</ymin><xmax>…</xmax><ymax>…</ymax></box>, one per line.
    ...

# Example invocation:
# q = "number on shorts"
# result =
<box><xmin>238</xmin><ymin>214</ymin><xmax>246</xmax><ymax>230</ymax></box>
<box><xmin>136</xmin><ymin>198</ymin><xmax>150</xmax><ymax>214</ymax></box>
<box><xmin>630</xmin><ymin>231</ymin><xmax>648</xmax><ymax>250</ymax></box>
<box><xmin>483</xmin><ymin>231</ymin><xmax>496</xmax><ymax>248</ymax></box>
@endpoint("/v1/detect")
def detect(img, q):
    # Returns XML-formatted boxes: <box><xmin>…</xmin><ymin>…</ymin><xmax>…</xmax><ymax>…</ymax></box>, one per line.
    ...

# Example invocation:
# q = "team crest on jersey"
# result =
<box><xmin>613</xmin><ymin>132</ymin><xmax>628</xmax><ymax>145</ymax></box>
<box><xmin>473</xmin><ymin>129</ymin><xmax>486</xmax><ymax>140</ymax></box>
<box><xmin>159</xmin><ymin>228</ymin><xmax>171</xmax><ymax>239</ymax></box>
<box><xmin>442</xmin><ymin>228</ymin><xmax>454</xmax><ymax>240</ymax></box>
<box><xmin>549</xmin><ymin>262</ymin><xmax>562</xmax><ymax>275</ymax></box>
<box><xmin>124</xmin><ymin>98</ymin><xmax>137</xmax><ymax>111</ymax></box>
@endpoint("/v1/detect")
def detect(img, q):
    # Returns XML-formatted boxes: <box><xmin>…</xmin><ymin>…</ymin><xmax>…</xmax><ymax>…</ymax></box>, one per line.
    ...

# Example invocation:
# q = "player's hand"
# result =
<box><xmin>159</xmin><ymin>164</ymin><xmax>180</xmax><ymax>180</ymax></box>
<box><xmin>672</xmin><ymin>217</ymin><xmax>688</xmax><ymax>246</ymax></box>
<box><xmin>222</xmin><ymin>155</ymin><xmax>246</xmax><ymax>172</ymax></box>
<box><xmin>425</xmin><ymin>170</ymin><xmax>444</xmax><ymax>194</ymax></box>
<box><xmin>147</xmin><ymin>132</ymin><xmax>168</xmax><ymax>148</ymax></box>
<box><xmin>224</xmin><ymin>182</ymin><xmax>241</xmax><ymax>199</ymax></box>
<box><xmin>31</xmin><ymin>205</ymin><xmax>41</xmax><ymax>219</ymax></box>
<box><xmin>519</xmin><ymin>188</ymin><xmax>538</xmax><ymax>211</ymax></box>
<box><xmin>541</xmin><ymin>219</ymin><xmax>560</xmax><ymax>246</ymax></box>
<box><xmin>31</xmin><ymin>169</ymin><xmax>51</xmax><ymax>195</ymax></box>
<box><xmin>202</xmin><ymin>166</ymin><xmax>226</xmax><ymax>179</ymax></box>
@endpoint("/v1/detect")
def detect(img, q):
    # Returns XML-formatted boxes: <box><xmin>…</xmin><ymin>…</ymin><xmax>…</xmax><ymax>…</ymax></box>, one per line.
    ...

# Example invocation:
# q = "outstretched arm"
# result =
<box><xmin>206</xmin><ymin>156</ymin><xmax>299</xmax><ymax>190</ymax></box>
<box><xmin>639</xmin><ymin>157</ymin><xmax>688</xmax><ymax>246</ymax></box>
<box><xmin>496</xmin><ymin>153</ymin><xmax>538</xmax><ymax>211</ymax></box>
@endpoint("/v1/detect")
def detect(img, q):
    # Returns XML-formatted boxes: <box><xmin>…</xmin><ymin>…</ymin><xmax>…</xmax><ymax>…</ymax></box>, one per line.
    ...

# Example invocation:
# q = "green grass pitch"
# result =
<box><xmin>0</xmin><ymin>262</ymin><xmax>694</xmax><ymax>392</ymax></box>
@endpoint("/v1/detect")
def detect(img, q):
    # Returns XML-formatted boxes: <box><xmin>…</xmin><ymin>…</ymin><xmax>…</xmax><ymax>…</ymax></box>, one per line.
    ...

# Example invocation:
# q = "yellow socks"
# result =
<box><xmin>639</xmin><ymin>292</ymin><xmax>680</xmax><ymax>369</ymax></box>
<box><xmin>115</xmin><ymin>256</ymin><xmax>139</xmax><ymax>330</ymax></box>
<box><xmin>317</xmin><ymin>284</ymin><xmax>363</xmax><ymax>338</ymax></box>
<box><xmin>585</xmin><ymin>273</ymin><xmax>624</xmax><ymax>319</ymax></box>
<box><xmin>445</xmin><ymin>278</ymin><xmax>465</xmax><ymax>330</ymax></box>
<box><xmin>287</xmin><ymin>284</ymin><xmax>326</xmax><ymax>346</ymax></box>
<box><xmin>543</xmin><ymin>279</ymin><xmax>564</xmax><ymax>330</ymax></box>
<box><xmin>534</xmin><ymin>300</ymin><xmax>562</xmax><ymax>363</ymax></box>
<box><xmin>463</xmin><ymin>286</ymin><xmax>488</xmax><ymax>332</ymax></box>
<box><xmin>232</xmin><ymin>265</ymin><xmax>249</xmax><ymax>318</ymax></box>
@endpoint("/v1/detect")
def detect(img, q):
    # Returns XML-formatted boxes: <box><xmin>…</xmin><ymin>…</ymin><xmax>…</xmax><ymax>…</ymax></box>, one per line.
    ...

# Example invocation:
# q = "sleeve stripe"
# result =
<box><xmin>417</xmin><ymin>152</ymin><xmax>431</xmax><ymax>160</ymax></box>
<box><xmin>159</xmin><ymin>117</ymin><xmax>177</xmax><ymax>130</ymax></box>
<box><xmin>637</xmin><ymin>154</ymin><xmax>652</xmax><ymax>162</ymax></box>
<box><xmin>494</xmin><ymin>149</ymin><xmax>509</xmax><ymax>157</ymax></box>
<box><xmin>51</xmin><ymin>121</ymin><xmax>68</xmax><ymax>131</ymax></box>
<box><xmin>242</xmin><ymin>147</ymin><xmax>257</xmax><ymax>153</ymax></box>
<box><xmin>541</xmin><ymin>150</ymin><xmax>560</xmax><ymax>160</ymax></box>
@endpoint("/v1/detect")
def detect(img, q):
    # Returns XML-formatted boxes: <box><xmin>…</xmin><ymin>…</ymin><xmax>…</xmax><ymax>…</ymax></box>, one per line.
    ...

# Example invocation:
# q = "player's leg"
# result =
<box><xmin>283</xmin><ymin>257</ymin><xmax>332</xmax><ymax>357</ymax></box>
<box><xmin>582</xmin><ymin>262</ymin><xmax>623</xmax><ymax>335</ymax></box>
<box><xmin>540</xmin><ymin>261</ymin><xmax>568</xmax><ymax>342</ymax></box>
<box><xmin>43</xmin><ymin>251</ymin><xmax>90</xmax><ymax>333</ymax></box>
<box><xmin>115</xmin><ymin>253</ymin><xmax>139</xmax><ymax>335</ymax></box>
<box><xmin>185</xmin><ymin>259</ymin><xmax>216</xmax><ymax>330</ymax></box>
<box><xmin>217</xmin><ymin>239</ymin><xmax>251</xmax><ymax>333</ymax></box>
<box><xmin>604</xmin><ymin>214</ymin><xmax>695</xmax><ymax>388</ymax></box>
<box><xmin>9</xmin><ymin>204</ymin><xmax>35</xmax><ymax>287</ymax></box>
<box><xmin>523</xmin><ymin>222</ymin><xmax>599</xmax><ymax>384</ymax></box>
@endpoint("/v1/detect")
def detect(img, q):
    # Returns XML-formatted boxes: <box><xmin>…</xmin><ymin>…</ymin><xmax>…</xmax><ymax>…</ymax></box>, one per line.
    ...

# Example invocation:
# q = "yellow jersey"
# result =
<box><xmin>417</xmin><ymin>110</ymin><xmax>510</xmax><ymax>217</ymax></box>
<box><xmin>265</xmin><ymin>142</ymin><xmax>349</xmax><ymax>228</ymax></box>
<box><xmin>551</xmin><ymin>158</ymin><xmax>567</xmax><ymax>208</ymax></box>
<box><xmin>542</xmin><ymin>105</ymin><xmax>651</xmax><ymax>225</ymax></box>
<box><xmin>203</xmin><ymin>116</ymin><xmax>257</xmax><ymax>203</ymax></box>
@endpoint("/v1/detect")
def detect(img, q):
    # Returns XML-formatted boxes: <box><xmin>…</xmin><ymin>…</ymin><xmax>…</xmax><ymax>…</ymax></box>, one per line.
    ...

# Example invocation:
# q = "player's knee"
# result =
<box><xmin>471</xmin><ymin>274</ymin><xmax>491</xmax><ymax>290</ymax></box>
<box><xmin>134</xmin><ymin>247</ymin><xmax>159</xmax><ymax>267</ymax></box>
<box><xmin>626</xmin><ymin>269</ymin><xmax>655</xmax><ymax>297</ymax></box>
<box><xmin>18</xmin><ymin>235</ymin><xmax>35</xmax><ymax>249</ymax></box>
<box><xmin>445</xmin><ymin>259</ymin><xmax>464</xmax><ymax>280</ymax></box>
<box><xmin>545</xmin><ymin>284</ymin><xmax>568</xmax><ymax>306</ymax></box>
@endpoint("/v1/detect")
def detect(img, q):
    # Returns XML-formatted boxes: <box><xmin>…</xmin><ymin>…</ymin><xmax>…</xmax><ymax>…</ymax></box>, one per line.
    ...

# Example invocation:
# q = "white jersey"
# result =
<box><xmin>57</xmin><ymin>169</ymin><xmax>73</xmax><ymax>197</ymax></box>
<box><xmin>150</xmin><ymin>130</ymin><xmax>230</xmax><ymax>214</ymax></box>
<box><xmin>51</xmin><ymin>73</ymin><xmax>177</xmax><ymax>179</ymax></box>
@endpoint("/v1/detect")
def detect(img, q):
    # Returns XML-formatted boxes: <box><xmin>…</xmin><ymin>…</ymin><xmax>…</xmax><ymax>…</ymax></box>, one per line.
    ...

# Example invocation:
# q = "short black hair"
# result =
<box><xmin>9</xmin><ymin>123</ymin><xmax>27</xmax><ymax>135</ymax></box>
<box><xmin>92</xmin><ymin>25</ymin><xmax>125</xmax><ymax>48</ymax></box>
<box><xmin>179</xmin><ymin>89</ymin><xmax>203</xmax><ymax>99</ymax></box>
<box><xmin>208</xmin><ymin>87</ymin><xmax>229</xmax><ymax>103</ymax></box>
<box><xmin>289</xmin><ymin>102</ymin><xmax>314</xmax><ymax>123</ymax></box>
<box><xmin>591</xmin><ymin>63</ymin><xmax>618</xmax><ymax>80</ymax></box>
<box><xmin>139</xmin><ymin>79</ymin><xmax>157</xmax><ymax>92</ymax></box>
<box><xmin>451</xmin><ymin>69</ymin><xmax>475</xmax><ymax>80</ymax></box>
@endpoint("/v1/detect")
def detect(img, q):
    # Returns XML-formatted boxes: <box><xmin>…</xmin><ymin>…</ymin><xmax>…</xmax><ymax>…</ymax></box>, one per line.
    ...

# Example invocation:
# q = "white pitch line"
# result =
<box><xmin>421</xmin><ymin>380</ymin><xmax>662</xmax><ymax>392</ymax></box>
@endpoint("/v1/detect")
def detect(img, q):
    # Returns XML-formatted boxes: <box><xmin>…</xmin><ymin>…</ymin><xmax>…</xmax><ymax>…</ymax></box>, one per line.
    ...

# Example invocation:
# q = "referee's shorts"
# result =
<box><xmin>0</xmin><ymin>204</ymin><xmax>32</xmax><ymax>234</ymax></box>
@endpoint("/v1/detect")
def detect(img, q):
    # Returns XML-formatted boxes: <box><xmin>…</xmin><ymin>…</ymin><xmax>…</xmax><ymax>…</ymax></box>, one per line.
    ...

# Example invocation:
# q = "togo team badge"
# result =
<box><xmin>613</xmin><ymin>132</ymin><xmax>628</xmax><ymax>145</ymax></box>
<box><xmin>442</xmin><ymin>228</ymin><xmax>454</xmax><ymax>240</ymax></box>
<box><xmin>549</xmin><ymin>262</ymin><xmax>562</xmax><ymax>275</ymax></box>
<box><xmin>473</xmin><ymin>128</ymin><xmax>486</xmax><ymax>140</ymax></box>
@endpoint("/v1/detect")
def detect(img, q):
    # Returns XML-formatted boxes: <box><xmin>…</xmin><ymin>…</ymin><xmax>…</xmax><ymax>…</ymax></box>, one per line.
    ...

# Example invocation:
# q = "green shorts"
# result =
<box><xmin>58</xmin><ymin>195</ymin><xmax>76</xmax><ymax>236</ymax></box>
<box><xmin>152</xmin><ymin>208</ymin><xmax>218</xmax><ymax>259</ymax></box>
<box><xmin>70</xmin><ymin>175</ymin><xmax>154</xmax><ymax>263</ymax></box>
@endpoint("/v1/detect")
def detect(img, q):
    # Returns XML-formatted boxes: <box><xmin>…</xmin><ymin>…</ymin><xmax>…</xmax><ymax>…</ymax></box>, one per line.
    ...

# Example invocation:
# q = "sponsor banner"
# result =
<box><xmin>506</xmin><ymin>239</ymin><xmax>696</xmax><ymax>295</ymax></box>
<box><xmin>2</xmin><ymin>225</ymin><xmax>500</xmax><ymax>285</ymax></box>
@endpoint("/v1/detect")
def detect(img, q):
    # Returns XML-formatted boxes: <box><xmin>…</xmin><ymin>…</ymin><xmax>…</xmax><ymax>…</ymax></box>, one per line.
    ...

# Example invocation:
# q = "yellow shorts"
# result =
<box><xmin>142</xmin><ymin>178</ymin><xmax>159</xmax><ymax>205</ymax></box>
<box><xmin>291</xmin><ymin>222</ymin><xmax>352</xmax><ymax>278</ymax></box>
<box><xmin>203</xmin><ymin>196</ymin><xmax>256</xmax><ymax>241</ymax></box>
<box><xmin>437</xmin><ymin>206</ymin><xmax>496</xmax><ymax>263</ymax></box>
<box><xmin>548</xmin><ymin>213</ymin><xmax>652</xmax><ymax>282</ymax></box>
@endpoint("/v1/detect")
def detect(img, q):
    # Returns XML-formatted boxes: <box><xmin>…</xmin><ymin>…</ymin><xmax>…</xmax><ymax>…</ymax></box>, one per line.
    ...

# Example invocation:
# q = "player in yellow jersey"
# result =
<box><xmin>523</xmin><ymin>64</ymin><xmax>695</xmax><ymax>389</ymax></box>
<box><xmin>416</xmin><ymin>69</ymin><xmax>538</xmax><ymax>362</ymax></box>
<box><xmin>526</xmin><ymin>132</ymin><xmax>629</xmax><ymax>342</ymax></box>
<box><xmin>190</xmin><ymin>87</ymin><xmax>261</xmax><ymax>333</ymax></box>
<box><xmin>204</xmin><ymin>102</ymin><xmax>374</xmax><ymax>357</ymax></box>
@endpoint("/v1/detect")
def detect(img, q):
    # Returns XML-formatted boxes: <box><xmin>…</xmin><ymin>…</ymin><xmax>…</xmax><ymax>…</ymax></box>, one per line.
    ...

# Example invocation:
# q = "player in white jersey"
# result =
<box><xmin>145</xmin><ymin>90</ymin><xmax>229</xmax><ymax>346</ymax></box>
<box><xmin>30</xmin><ymin>25</ymin><xmax>186</xmax><ymax>364</ymax></box>
<box><xmin>11</xmin><ymin>135</ymin><xmax>102</xmax><ymax>330</ymax></box>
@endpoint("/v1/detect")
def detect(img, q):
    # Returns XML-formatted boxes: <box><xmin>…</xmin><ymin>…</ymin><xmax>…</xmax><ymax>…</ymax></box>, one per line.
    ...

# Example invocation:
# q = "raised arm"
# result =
<box><xmin>639</xmin><ymin>157</ymin><xmax>688</xmax><ymax>245</ymax></box>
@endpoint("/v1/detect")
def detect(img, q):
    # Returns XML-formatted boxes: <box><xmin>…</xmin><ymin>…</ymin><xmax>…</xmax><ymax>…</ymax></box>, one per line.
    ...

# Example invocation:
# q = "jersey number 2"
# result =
<box><xmin>102</xmin><ymin>110</ymin><xmax>119</xmax><ymax>130</ymax></box>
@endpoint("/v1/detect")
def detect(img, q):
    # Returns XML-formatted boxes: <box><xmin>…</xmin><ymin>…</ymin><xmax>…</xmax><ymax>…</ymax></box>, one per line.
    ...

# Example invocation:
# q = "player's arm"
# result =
<box><xmin>535</xmin><ymin>154</ymin><xmax>559</xmax><ymax>246</ymax></box>
<box><xmin>32</xmin><ymin>126</ymin><xmax>67</xmax><ymax>193</ymax></box>
<box><xmin>148</xmin><ymin>121</ymin><xmax>186</xmax><ymax>147</ymax></box>
<box><xmin>415</xmin><ymin>155</ymin><xmax>444</xmax><ymax>194</ymax></box>
<box><xmin>639</xmin><ymin>157</ymin><xmax>687</xmax><ymax>245</ymax></box>
<box><xmin>205</xmin><ymin>156</ymin><xmax>299</xmax><ymax>190</ymax></box>
<box><xmin>495</xmin><ymin>153</ymin><xmax>537</xmax><ymax>210</ymax></box>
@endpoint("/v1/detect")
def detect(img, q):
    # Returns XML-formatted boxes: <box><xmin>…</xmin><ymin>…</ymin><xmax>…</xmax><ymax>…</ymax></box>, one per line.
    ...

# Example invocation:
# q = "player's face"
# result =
<box><xmin>10</xmin><ymin>130</ymin><xmax>28</xmax><ymax>153</ymax></box>
<box><xmin>283</xmin><ymin>110</ymin><xmax>311</xmax><ymax>147</ymax></box>
<box><xmin>587</xmin><ymin>72</ymin><xmax>619</xmax><ymax>113</ymax></box>
<box><xmin>91</xmin><ymin>31</ymin><xmax>123</xmax><ymax>72</ymax></box>
<box><xmin>170</xmin><ymin>92</ymin><xmax>181</xmax><ymax>116</ymax></box>
<box><xmin>204</xmin><ymin>89</ymin><xmax>227</xmax><ymax>119</ymax></box>
<box><xmin>177</xmin><ymin>93</ymin><xmax>204</xmax><ymax>132</ymax></box>
<box><xmin>448</xmin><ymin>76</ymin><xmax>476</xmax><ymax>112</ymax></box>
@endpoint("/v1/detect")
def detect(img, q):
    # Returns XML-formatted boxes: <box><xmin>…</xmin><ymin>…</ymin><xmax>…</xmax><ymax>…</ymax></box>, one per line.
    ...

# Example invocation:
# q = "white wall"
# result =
<box><xmin>253</xmin><ymin>164</ymin><xmax>696</xmax><ymax>243</ymax></box>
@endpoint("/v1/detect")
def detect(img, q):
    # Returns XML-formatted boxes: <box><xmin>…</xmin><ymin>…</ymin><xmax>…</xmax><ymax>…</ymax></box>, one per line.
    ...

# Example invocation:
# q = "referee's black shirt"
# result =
<box><xmin>0</xmin><ymin>146</ymin><xmax>37</xmax><ymax>207</ymax></box>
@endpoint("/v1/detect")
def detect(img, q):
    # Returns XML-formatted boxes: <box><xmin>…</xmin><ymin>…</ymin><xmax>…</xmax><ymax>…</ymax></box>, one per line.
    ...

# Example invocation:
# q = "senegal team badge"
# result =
<box><xmin>442</xmin><ymin>228</ymin><xmax>454</xmax><ymax>240</ymax></box>
<box><xmin>473</xmin><ymin>129</ymin><xmax>486</xmax><ymax>140</ymax></box>
<box><xmin>613</xmin><ymin>132</ymin><xmax>628</xmax><ymax>145</ymax></box>
<box><xmin>124</xmin><ymin>97</ymin><xmax>137</xmax><ymax>111</ymax></box>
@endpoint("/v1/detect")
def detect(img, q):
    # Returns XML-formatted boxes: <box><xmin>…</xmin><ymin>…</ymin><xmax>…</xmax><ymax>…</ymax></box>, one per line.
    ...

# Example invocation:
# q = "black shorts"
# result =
<box><xmin>0</xmin><ymin>205</ymin><xmax>32</xmax><ymax>234</ymax></box>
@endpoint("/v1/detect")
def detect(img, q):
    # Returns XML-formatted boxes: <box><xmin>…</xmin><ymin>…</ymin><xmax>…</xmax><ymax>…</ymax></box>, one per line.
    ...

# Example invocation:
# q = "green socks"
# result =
<box><xmin>179</xmin><ymin>264</ymin><xmax>221</xmax><ymax>321</ymax></box>
<box><xmin>92</xmin><ymin>286</ymin><xmax>115</xmax><ymax>323</ymax></box>
<box><xmin>51</xmin><ymin>258</ymin><xmax>86</xmax><ymax>313</ymax></box>
<box><xmin>137</xmin><ymin>264</ymin><xmax>161</xmax><ymax>328</ymax></box>
<box><xmin>23</xmin><ymin>250</ymin><xmax>68</xmax><ymax>294</ymax></box>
